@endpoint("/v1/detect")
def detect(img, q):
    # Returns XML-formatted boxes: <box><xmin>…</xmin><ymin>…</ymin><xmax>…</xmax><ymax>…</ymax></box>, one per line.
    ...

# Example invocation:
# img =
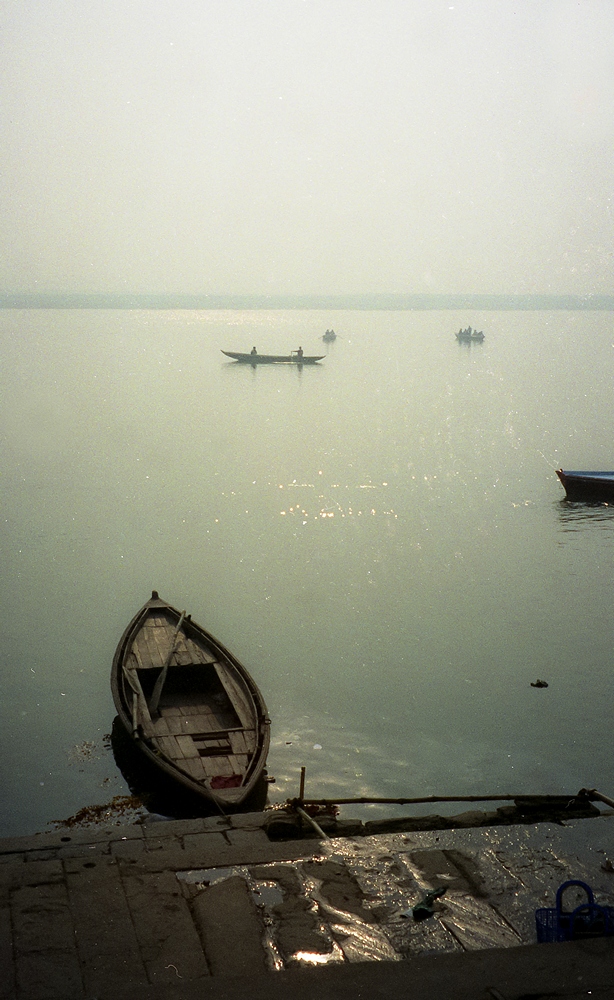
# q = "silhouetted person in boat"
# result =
<box><xmin>251</xmin><ymin>346</ymin><xmax>257</xmax><ymax>355</ymax></box>
<box><xmin>296</xmin><ymin>346</ymin><xmax>303</xmax><ymax>360</ymax></box>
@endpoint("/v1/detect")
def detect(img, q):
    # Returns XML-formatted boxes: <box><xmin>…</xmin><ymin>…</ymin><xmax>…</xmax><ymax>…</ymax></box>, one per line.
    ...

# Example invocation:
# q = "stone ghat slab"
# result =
<box><xmin>0</xmin><ymin>797</ymin><xmax>607</xmax><ymax>861</ymax></box>
<box><xmin>0</xmin><ymin>813</ymin><xmax>613</xmax><ymax>999</ymax></box>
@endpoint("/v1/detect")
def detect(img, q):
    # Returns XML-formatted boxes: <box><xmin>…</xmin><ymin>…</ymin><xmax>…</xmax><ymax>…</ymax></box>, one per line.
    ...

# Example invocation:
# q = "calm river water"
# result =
<box><xmin>1</xmin><ymin>308</ymin><xmax>613</xmax><ymax>836</ymax></box>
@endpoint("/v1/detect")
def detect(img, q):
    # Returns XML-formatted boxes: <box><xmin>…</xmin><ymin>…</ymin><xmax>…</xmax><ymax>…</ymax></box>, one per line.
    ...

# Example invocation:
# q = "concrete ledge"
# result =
<box><xmin>141</xmin><ymin>817</ymin><xmax>227</xmax><ymax>838</ymax></box>
<box><xmin>61</xmin><ymin>937</ymin><xmax>614</xmax><ymax>1000</ymax></box>
<box><xmin>2</xmin><ymin>813</ymin><xmax>614</xmax><ymax>1000</ymax></box>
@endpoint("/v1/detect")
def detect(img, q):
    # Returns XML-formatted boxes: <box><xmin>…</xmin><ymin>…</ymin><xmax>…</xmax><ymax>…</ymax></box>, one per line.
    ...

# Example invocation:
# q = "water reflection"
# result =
<box><xmin>556</xmin><ymin>499</ymin><xmax>614</xmax><ymax>531</ymax></box>
<box><xmin>110</xmin><ymin>717</ymin><xmax>269</xmax><ymax>818</ymax></box>
<box><xmin>222</xmin><ymin>360</ymin><xmax>321</xmax><ymax>375</ymax></box>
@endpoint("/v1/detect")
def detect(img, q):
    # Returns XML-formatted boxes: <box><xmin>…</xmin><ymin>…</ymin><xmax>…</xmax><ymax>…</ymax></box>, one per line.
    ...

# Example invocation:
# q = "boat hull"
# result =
<box><xmin>111</xmin><ymin>593</ymin><xmax>270</xmax><ymax>809</ymax></box>
<box><xmin>556</xmin><ymin>469</ymin><xmax>614</xmax><ymax>500</ymax></box>
<box><xmin>222</xmin><ymin>351</ymin><xmax>324</xmax><ymax>364</ymax></box>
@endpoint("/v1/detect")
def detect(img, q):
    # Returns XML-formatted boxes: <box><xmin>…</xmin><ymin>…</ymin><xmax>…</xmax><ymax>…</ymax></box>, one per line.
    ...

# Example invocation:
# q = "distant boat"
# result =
<box><xmin>222</xmin><ymin>351</ymin><xmax>324</xmax><ymax>365</ymax></box>
<box><xmin>322</xmin><ymin>329</ymin><xmax>337</xmax><ymax>342</ymax></box>
<box><xmin>556</xmin><ymin>469</ymin><xmax>614</xmax><ymax>500</ymax></box>
<box><xmin>111</xmin><ymin>592</ymin><xmax>270</xmax><ymax>810</ymax></box>
<box><xmin>456</xmin><ymin>327</ymin><xmax>484</xmax><ymax>342</ymax></box>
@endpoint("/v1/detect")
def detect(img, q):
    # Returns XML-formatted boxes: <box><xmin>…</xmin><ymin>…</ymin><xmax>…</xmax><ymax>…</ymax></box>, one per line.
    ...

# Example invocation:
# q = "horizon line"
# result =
<box><xmin>1</xmin><ymin>291</ymin><xmax>613</xmax><ymax>310</ymax></box>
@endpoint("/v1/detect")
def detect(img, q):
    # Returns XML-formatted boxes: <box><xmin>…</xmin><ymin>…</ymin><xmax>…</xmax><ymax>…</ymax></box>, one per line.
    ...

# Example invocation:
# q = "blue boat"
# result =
<box><xmin>556</xmin><ymin>469</ymin><xmax>614</xmax><ymax>500</ymax></box>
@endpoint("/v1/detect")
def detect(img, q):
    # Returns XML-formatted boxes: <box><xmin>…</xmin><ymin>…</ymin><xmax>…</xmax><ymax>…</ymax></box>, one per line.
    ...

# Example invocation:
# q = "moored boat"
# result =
<box><xmin>222</xmin><ymin>350</ymin><xmax>324</xmax><ymax>364</ymax></box>
<box><xmin>322</xmin><ymin>329</ymin><xmax>337</xmax><ymax>342</ymax></box>
<box><xmin>111</xmin><ymin>592</ymin><xmax>270</xmax><ymax>810</ymax></box>
<box><xmin>556</xmin><ymin>469</ymin><xmax>614</xmax><ymax>500</ymax></box>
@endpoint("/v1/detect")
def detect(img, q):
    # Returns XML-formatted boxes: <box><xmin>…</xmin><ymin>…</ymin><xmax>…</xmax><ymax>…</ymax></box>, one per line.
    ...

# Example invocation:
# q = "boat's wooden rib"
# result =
<box><xmin>111</xmin><ymin>591</ymin><xmax>270</xmax><ymax>809</ymax></box>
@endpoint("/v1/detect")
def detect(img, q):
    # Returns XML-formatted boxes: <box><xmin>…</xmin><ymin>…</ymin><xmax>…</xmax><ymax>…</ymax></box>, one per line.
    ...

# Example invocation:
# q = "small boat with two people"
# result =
<box><xmin>222</xmin><ymin>347</ymin><xmax>324</xmax><ymax>365</ymax></box>
<box><xmin>111</xmin><ymin>591</ymin><xmax>271</xmax><ymax>810</ymax></box>
<box><xmin>456</xmin><ymin>326</ymin><xmax>485</xmax><ymax>342</ymax></box>
<box><xmin>322</xmin><ymin>329</ymin><xmax>337</xmax><ymax>342</ymax></box>
<box><xmin>556</xmin><ymin>469</ymin><xmax>614</xmax><ymax>501</ymax></box>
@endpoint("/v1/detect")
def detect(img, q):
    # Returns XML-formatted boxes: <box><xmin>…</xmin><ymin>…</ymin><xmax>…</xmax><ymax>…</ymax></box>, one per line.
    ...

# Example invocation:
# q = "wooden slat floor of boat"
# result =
<box><xmin>229</xmin><ymin>730</ymin><xmax>249</xmax><ymax>754</ymax></box>
<box><xmin>178</xmin><ymin>701</ymin><xmax>214</xmax><ymax>713</ymax></box>
<box><xmin>155</xmin><ymin>736</ymin><xmax>198</xmax><ymax>760</ymax></box>
<box><xmin>131</xmin><ymin>615</ymin><xmax>216</xmax><ymax>670</ymax></box>
<box><xmin>174</xmin><ymin>704</ymin><xmax>235</xmax><ymax>725</ymax></box>
<box><xmin>181</xmin><ymin>758</ymin><xmax>212</xmax><ymax>781</ymax></box>
<box><xmin>145</xmin><ymin>703</ymin><xmax>256</xmax><ymax>744</ymax></box>
<box><xmin>131</xmin><ymin>614</ymin><xmax>219</xmax><ymax>670</ymax></box>
<box><xmin>132</xmin><ymin>628</ymin><xmax>171</xmax><ymax>669</ymax></box>
<box><xmin>151</xmin><ymin>721</ymin><xmax>253</xmax><ymax>784</ymax></box>
<box><xmin>153</xmin><ymin>737</ymin><xmax>235</xmax><ymax>780</ymax></box>
<box><xmin>153</xmin><ymin>717</ymin><xmax>240</xmax><ymax>738</ymax></box>
<box><xmin>145</xmin><ymin>624</ymin><xmax>167</xmax><ymax>668</ymax></box>
<box><xmin>184</xmin><ymin>753</ymin><xmax>239</xmax><ymax>780</ymax></box>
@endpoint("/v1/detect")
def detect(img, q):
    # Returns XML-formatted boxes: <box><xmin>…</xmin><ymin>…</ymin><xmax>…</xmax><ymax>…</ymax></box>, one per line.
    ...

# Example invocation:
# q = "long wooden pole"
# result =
<box><xmin>586</xmin><ymin>788</ymin><xmax>614</xmax><ymax>809</ymax></box>
<box><xmin>295</xmin><ymin>806</ymin><xmax>330</xmax><ymax>840</ymax></box>
<box><xmin>298</xmin><ymin>791</ymin><xmax>601</xmax><ymax>807</ymax></box>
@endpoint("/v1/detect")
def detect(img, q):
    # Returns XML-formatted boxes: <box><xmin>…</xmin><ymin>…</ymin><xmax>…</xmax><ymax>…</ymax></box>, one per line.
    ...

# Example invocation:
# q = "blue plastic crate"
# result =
<box><xmin>535</xmin><ymin>880</ymin><xmax>614</xmax><ymax>943</ymax></box>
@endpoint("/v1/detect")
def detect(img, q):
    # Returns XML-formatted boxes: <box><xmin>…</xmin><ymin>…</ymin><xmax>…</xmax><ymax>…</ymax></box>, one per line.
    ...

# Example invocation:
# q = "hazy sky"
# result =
<box><xmin>1</xmin><ymin>1</ymin><xmax>613</xmax><ymax>295</ymax></box>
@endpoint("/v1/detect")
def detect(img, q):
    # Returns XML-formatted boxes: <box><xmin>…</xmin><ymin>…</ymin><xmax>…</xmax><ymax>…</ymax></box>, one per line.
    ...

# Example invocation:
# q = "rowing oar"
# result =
<box><xmin>149</xmin><ymin>611</ymin><xmax>186</xmax><ymax>714</ymax></box>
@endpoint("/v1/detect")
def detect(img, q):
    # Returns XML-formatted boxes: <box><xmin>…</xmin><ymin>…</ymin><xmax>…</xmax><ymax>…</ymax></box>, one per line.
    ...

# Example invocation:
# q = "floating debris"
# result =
<box><xmin>67</xmin><ymin>740</ymin><xmax>100</xmax><ymax>765</ymax></box>
<box><xmin>50</xmin><ymin>794</ymin><xmax>146</xmax><ymax>829</ymax></box>
<box><xmin>531</xmin><ymin>679</ymin><xmax>549</xmax><ymax>688</ymax></box>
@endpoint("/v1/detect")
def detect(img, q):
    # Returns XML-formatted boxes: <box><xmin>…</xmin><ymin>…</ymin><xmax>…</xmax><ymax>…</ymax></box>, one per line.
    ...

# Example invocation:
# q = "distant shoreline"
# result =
<box><xmin>1</xmin><ymin>293</ymin><xmax>613</xmax><ymax>310</ymax></box>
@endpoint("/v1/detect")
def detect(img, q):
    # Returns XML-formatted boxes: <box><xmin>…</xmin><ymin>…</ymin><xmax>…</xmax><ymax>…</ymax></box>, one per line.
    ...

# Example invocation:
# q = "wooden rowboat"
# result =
<box><xmin>556</xmin><ymin>469</ymin><xmax>614</xmax><ymax>501</ymax></box>
<box><xmin>222</xmin><ymin>350</ymin><xmax>324</xmax><ymax>364</ymax></box>
<box><xmin>111</xmin><ymin>592</ymin><xmax>270</xmax><ymax>810</ymax></box>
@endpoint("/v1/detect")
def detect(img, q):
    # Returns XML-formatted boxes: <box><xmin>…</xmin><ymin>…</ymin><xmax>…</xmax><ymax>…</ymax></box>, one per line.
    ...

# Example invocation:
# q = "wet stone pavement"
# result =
<box><xmin>2</xmin><ymin>810</ymin><xmax>614</xmax><ymax>999</ymax></box>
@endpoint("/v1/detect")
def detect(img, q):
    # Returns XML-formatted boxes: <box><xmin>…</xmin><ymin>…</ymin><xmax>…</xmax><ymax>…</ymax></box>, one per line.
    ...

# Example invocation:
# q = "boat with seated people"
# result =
<box><xmin>111</xmin><ymin>592</ymin><xmax>270</xmax><ymax>809</ymax></box>
<box><xmin>556</xmin><ymin>469</ymin><xmax>614</xmax><ymax>500</ymax></box>
<box><xmin>456</xmin><ymin>326</ymin><xmax>484</xmax><ymax>342</ymax></box>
